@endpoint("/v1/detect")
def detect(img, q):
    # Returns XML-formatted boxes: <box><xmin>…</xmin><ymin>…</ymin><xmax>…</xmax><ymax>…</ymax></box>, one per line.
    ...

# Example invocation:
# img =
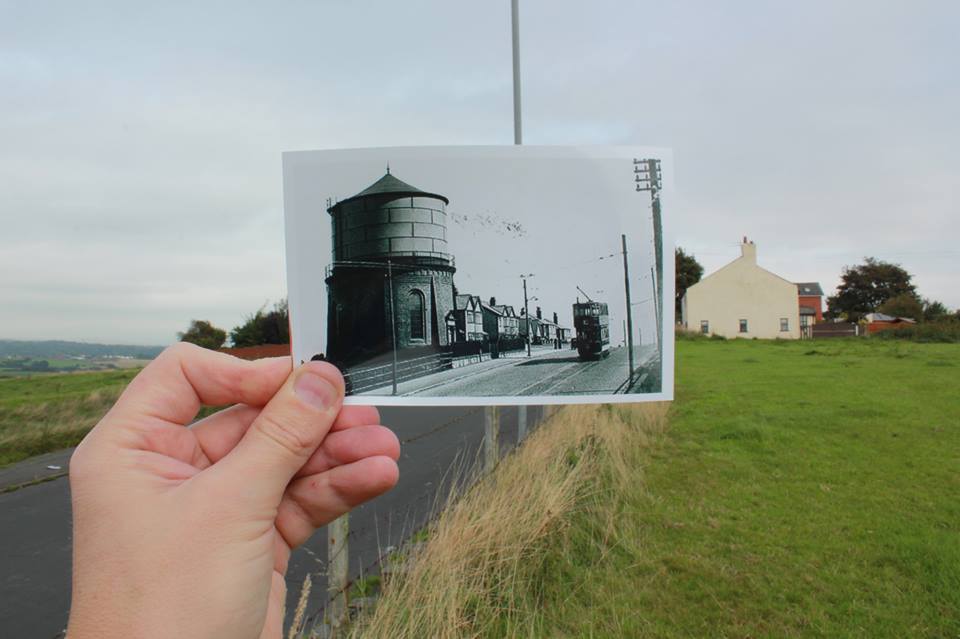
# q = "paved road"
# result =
<box><xmin>359</xmin><ymin>344</ymin><xmax>658</xmax><ymax>398</ymax></box>
<box><xmin>0</xmin><ymin>405</ymin><xmax>538</xmax><ymax>638</ymax></box>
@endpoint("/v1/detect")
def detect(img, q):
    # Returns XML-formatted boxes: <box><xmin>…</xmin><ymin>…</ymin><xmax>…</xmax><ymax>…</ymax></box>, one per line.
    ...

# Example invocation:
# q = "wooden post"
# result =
<box><xmin>518</xmin><ymin>405</ymin><xmax>528</xmax><ymax>441</ymax></box>
<box><xmin>483</xmin><ymin>406</ymin><xmax>499</xmax><ymax>473</ymax></box>
<box><xmin>327</xmin><ymin>515</ymin><xmax>349</xmax><ymax>631</ymax></box>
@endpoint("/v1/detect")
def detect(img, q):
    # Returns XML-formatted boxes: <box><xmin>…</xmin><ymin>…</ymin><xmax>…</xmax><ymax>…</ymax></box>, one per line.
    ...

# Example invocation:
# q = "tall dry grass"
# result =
<box><xmin>347</xmin><ymin>402</ymin><xmax>669</xmax><ymax>639</ymax></box>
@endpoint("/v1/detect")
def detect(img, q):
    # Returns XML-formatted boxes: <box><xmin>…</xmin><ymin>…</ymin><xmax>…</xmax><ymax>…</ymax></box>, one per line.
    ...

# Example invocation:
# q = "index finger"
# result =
<box><xmin>111</xmin><ymin>342</ymin><xmax>293</xmax><ymax>426</ymax></box>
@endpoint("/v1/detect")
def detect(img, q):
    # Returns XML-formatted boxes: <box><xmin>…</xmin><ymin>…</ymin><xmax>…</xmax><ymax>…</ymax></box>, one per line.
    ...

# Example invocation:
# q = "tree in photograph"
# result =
<box><xmin>826</xmin><ymin>257</ymin><xmax>916</xmax><ymax>321</ymax></box>
<box><xmin>878</xmin><ymin>293</ymin><xmax>924</xmax><ymax>321</ymax></box>
<box><xmin>230</xmin><ymin>299</ymin><xmax>289</xmax><ymax>347</ymax></box>
<box><xmin>178</xmin><ymin>320</ymin><xmax>227</xmax><ymax>350</ymax></box>
<box><xmin>675</xmin><ymin>247</ymin><xmax>704</xmax><ymax>316</ymax></box>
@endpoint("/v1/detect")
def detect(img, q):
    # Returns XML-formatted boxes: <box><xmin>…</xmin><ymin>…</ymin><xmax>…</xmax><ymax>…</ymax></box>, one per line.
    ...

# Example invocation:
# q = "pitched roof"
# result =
<box><xmin>865</xmin><ymin>312</ymin><xmax>916</xmax><ymax>323</ymax></box>
<box><xmin>795</xmin><ymin>282</ymin><xmax>824</xmax><ymax>296</ymax></box>
<box><xmin>331</xmin><ymin>171</ymin><xmax>449</xmax><ymax>210</ymax></box>
<box><xmin>455</xmin><ymin>294</ymin><xmax>478</xmax><ymax>310</ymax></box>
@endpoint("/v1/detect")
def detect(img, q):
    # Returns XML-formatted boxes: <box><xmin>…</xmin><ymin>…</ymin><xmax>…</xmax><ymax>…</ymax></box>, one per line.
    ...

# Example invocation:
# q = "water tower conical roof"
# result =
<box><xmin>331</xmin><ymin>171</ymin><xmax>449</xmax><ymax>210</ymax></box>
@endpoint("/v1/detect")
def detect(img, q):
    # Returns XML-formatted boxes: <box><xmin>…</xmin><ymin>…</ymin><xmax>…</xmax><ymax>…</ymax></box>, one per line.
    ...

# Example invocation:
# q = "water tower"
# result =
<box><xmin>325</xmin><ymin>169</ymin><xmax>456</xmax><ymax>365</ymax></box>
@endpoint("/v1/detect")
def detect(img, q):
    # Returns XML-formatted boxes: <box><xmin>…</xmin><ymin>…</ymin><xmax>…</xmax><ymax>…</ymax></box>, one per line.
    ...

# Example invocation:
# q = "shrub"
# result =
<box><xmin>874</xmin><ymin>318</ymin><xmax>960</xmax><ymax>343</ymax></box>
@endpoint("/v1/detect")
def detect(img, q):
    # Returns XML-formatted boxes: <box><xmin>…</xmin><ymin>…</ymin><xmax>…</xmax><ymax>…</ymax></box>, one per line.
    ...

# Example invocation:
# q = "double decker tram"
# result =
<box><xmin>572</xmin><ymin>301</ymin><xmax>610</xmax><ymax>360</ymax></box>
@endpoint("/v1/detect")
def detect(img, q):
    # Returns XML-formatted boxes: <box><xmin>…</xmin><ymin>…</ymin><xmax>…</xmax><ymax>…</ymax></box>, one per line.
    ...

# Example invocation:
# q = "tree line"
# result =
<box><xmin>181</xmin><ymin>252</ymin><xmax>955</xmax><ymax>350</ymax></box>
<box><xmin>178</xmin><ymin>300</ymin><xmax>289</xmax><ymax>350</ymax></box>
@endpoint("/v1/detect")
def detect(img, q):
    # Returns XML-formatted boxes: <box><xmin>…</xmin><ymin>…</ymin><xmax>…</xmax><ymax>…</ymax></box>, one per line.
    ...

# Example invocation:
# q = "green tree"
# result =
<box><xmin>922</xmin><ymin>299</ymin><xmax>950</xmax><ymax>322</ymax></box>
<box><xmin>230</xmin><ymin>299</ymin><xmax>289</xmax><ymax>347</ymax></box>
<box><xmin>675</xmin><ymin>247</ymin><xmax>704</xmax><ymax>317</ymax></box>
<box><xmin>178</xmin><ymin>320</ymin><xmax>227</xmax><ymax>350</ymax></box>
<box><xmin>878</xmin><ymin>293</ymin><xmax>923</xmax><ymax>321</ymax></box>
<box><xmin>826</xmin><ymin>257</ymin><xmax>916</xmax><ymax>322</ymax></box>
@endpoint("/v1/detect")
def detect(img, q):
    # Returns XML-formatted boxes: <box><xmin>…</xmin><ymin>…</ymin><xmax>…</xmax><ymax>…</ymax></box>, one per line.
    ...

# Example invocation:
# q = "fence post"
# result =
<box><xmin>327</xmin><ymin>514</ymin><xmax>349</xmax><ymax>631</ymax></box>
<box><xmin>518</xmin><ymin>405</ymin><xmax>528</xmax><ymax>441</ymax></box>
<box><xmin>483</xmin><ymin>406</ymin><xmax>499</xmax><ymax>473</ymax></box>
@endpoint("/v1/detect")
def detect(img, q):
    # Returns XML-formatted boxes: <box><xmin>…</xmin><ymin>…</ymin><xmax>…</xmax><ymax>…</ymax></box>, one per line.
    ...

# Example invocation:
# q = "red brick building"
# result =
<box><xmin>795</xmin><ymin>282</ymin><xmax>824</xmax><ymax>334</ymax></box>
<box><xmin>220</xmin><ymin>344</ymin><xmax>291</xmax><ymax>360</ymax></box>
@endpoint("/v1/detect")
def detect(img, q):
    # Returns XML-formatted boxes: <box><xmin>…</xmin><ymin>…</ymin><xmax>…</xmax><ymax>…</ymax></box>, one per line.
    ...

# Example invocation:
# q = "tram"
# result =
<box><xmin>572</xmin><ymin>301</ymin><xmax>610</xmax><ymax>360</ymax></box>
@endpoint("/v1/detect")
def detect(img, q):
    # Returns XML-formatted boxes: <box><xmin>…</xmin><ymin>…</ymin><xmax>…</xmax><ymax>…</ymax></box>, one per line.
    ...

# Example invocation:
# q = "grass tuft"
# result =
<box><xmin>348</xmin><ymin>402</ymin><xmax>669</xmax><ymax>639</ymax></box>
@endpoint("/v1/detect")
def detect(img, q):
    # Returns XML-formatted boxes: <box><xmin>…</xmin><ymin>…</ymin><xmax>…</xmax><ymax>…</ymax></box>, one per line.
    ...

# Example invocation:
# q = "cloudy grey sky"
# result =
<box><xmin>2</xmin><ymin>1</ymin><xmax>957</xmax><ymax>345</ymax></box>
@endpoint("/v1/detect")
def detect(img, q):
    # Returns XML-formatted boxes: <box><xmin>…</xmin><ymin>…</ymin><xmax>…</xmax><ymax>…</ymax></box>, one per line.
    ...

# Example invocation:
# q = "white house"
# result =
<box><xmin>682</xmin><ymin>238</ymin><xmax>801</xmax><ymax>339</ymax></box>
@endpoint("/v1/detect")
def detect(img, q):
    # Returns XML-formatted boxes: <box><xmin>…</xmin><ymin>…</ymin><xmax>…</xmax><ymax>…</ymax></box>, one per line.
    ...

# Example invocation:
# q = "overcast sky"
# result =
<box><xmin>2</xmin><ymin>1</ymin><xmax>957</xmax><ymax>345</ymax></box>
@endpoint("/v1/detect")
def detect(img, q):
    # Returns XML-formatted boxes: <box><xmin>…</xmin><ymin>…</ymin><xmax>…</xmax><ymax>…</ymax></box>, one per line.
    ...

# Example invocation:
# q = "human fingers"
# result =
<box><xmin>212</xmin><ymin>361</ymin><xmax>345</xmax><ymax>505</ymax></box>
<box><xmin>328</xmin><ymin>405</ymin><xmax>380</xmax><ymax>431</ymax></box>
<box><xmin>275</xmin><ymin>456</ymin><xmax>400</xmax><ymax>549</ymax></box>
<box><xmin>189</xmin><ymin>404</ymin><xmax>382</xmax><ymax>465</ymax></box>
<box><xmin>294</xmin><ymin>425</ymin><xmax>400</xmax><ymax>478</ymax></box>
<box><xmin>110</xmin><ymin>343</ymin><xmax>291</xmax><ymax>427</ymax></box>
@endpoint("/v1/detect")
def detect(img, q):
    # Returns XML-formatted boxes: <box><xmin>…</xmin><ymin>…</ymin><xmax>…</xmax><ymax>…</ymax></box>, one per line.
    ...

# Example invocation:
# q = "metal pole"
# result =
<box><xmin>511</xmin><ymin>0</ymin><xmax>522</xmax><ymax>145</ymax></box>
<box><xmin>652</xmin><ymin>266</ymin><xmax>662</xmax><ymax>362</ymax></box>
<box><xmin>622</xmin><ymin>234</ymin><xmax>635</xmax><ymax>385</ymax></box>
<box><xmin>484</xmin><ymin>405</ymin><xmax>499</xmax><ymax>473</ymax></box>
<box><xmin>518</xmin><ymin>405</ymin><xmax>527</xmax><ymax>441</ymax></box>
<box><xmin>387</xmin><ymin>260</ymin><xmax>399</xmax><ymax>395</ymax></box>
<box><xmin>327</xmin><ymin>516</ymin><xmax>349</xmax><ymax>630</ymax></box>
<box><xmin>649</xmin><ymin>160</ymin><xmax>663</xmax><ymax>318</ymax></box>
<box><xmin>523</xmin><ymin>276</ymin><xmax>531</xmax><ymax>356</ymax></box>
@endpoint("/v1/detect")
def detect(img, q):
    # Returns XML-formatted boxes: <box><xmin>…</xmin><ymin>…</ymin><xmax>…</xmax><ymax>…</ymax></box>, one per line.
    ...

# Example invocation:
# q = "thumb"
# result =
<box><xmin>215</xmin><ymin>361</ymin><xmax>345</xmax><ymax>506</ymax></box>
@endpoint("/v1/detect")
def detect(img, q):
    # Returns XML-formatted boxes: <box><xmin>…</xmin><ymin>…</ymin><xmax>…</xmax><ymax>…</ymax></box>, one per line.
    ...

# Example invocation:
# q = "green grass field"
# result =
<box><xmin>355</xmin><ymin>337</ymin><xmax>960</xmax><ymax>638</ymax></box>
<box><xmin>610</xmin><ymin>338</ymin><xmax>959</xmax><ymax>637</ymax></box>
<box><xmin>0</xmin><ymin>369</ymin><xmax>138</xmax><ymax>467</ymax></box>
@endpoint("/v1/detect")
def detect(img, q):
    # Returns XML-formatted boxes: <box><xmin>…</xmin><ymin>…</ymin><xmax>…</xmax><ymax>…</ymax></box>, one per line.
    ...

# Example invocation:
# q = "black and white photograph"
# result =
<box><xmin>284</xmin><ymin>146</ymin><xmax>674</xmax><ymax>405</ymax></box>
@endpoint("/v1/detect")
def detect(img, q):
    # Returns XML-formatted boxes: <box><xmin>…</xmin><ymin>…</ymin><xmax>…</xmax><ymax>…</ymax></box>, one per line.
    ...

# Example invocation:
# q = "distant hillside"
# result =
<box><xmin>0</xmin><ymin>340</ymin><xmax>164</xmax><ymax>360</ymax></box>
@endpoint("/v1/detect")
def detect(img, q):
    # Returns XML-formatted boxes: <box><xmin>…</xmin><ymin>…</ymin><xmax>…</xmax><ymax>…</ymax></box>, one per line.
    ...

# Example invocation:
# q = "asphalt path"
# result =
<box><xmin>0</xmin><ymin>405</ymin><xmax>536</xmax><ymax>638</ymax></box>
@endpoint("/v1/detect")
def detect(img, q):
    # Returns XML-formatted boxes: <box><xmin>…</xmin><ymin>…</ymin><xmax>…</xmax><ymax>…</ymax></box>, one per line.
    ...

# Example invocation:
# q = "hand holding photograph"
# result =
<box><xmin>283</xmin><ymin>146</ymin><xmax>674</xmax><ymax>405</ymax></box>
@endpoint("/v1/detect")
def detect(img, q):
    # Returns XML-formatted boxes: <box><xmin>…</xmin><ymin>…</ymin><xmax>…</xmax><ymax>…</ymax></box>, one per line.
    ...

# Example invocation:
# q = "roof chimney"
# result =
<box><xmin>740</xmin><ymin>237</ymin><xmax>757</xmax><ymax>264</ymax></box>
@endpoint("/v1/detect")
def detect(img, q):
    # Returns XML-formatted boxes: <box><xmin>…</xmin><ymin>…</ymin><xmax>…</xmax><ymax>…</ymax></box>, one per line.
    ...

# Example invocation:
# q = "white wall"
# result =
<box><xmin>683</xmin><ymin>242</ymin><xmax>800</xmax><ymax>339</ymax></box>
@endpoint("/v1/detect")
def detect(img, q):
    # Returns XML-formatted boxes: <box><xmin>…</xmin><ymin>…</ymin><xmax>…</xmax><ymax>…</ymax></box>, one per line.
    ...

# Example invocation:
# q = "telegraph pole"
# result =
<box><xmin>652</xmin><ymin>266</ymin><xmax>662</xmax><ymax>362</ymax></box>
<box><xmin>387</xmin><ymin>260</ymin><xmax>399</xmax><ymax>395</ymax></box>
<box><xmin>622</xmin><ymin>234</ymin><xmax>635</xmax><ymax>386</ymax></box>
<box><xmin>523</xmin><ymin>275</ymin><xmax>531</xmax><ymax>356</ymax></box>
<box><xmin>634</xmin><ymin>158</ymin><xmax>663</xmax><ymax>350</ymax></box>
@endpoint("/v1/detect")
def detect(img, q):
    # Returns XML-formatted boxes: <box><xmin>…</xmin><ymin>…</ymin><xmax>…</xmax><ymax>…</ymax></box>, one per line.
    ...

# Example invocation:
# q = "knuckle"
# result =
<box><xmin>168</xmin><ymin>341</ymin><xmax>196</xmax><ymax>356</ymax></box>
<box><xmin>254</xmin><ymin>410</ymin><xmax>315</xmax><ymax>457</ymax></box>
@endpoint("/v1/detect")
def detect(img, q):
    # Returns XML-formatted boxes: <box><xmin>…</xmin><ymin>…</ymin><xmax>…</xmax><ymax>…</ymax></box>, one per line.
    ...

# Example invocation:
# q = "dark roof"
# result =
<box><xmin>455</xmin><ymin>294</ymin><xmax>479</xmax><ymax>309</ymax></box>
<box><xmin>331</xmin><ymin>171</ymin><xmax>449</xmax><ymax>210</ymax></box>
<box><xmin>799</xmin><ymin>305</ymin><xmax>817</xmax><ymax>315</ymax></box>
<box><xmin>795</xmin><ymin>282</ymin><xmax>824</xmax><ymax>296</ymax></box>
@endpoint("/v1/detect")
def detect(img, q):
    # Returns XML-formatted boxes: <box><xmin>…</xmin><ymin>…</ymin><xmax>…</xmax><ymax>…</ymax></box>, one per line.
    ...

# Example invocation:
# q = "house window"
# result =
<box><xmin>780</xmin><ymin>318</ymin><xmax>789</xmax><ymax>332</ymax></box>
<box><xmin>739</xmin><ymin>319</ymin><xmax>748</xmax><ymax>333</ymax></box>
<box><xmin>409</xmin><ymin>290</ymin><xmax>425</xmax><ymax>340</ymax></box>
<box><xmin>800</xmin><ymin>315</ymin><xmax>810</xmax><ymax>327</ymax></box>
<box><xmin>700</xmin><ymin>320</ymin><xmax>709</xmax><ymax>334</ymax></box>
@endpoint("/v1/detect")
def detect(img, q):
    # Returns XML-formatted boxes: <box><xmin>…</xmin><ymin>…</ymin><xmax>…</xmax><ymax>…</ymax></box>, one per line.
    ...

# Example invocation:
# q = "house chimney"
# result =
<box><xmin>553</xmin><ymin>311</ymin><xmax>558</xmax><ymax>325</ymax></box>
<box><xmin>536</xmin><ymin>306</ymin><xmax>542</xmax><ymax>320</ymax></box>
<box><xmin>740</xmin><ymin>237</ymin><xmax>757</xmax><ymax>264</ymax></box>
<box><xmin>489</xmin><ymin>296</ymin><xmax>496</xmax><ymax>306</ymax></box>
